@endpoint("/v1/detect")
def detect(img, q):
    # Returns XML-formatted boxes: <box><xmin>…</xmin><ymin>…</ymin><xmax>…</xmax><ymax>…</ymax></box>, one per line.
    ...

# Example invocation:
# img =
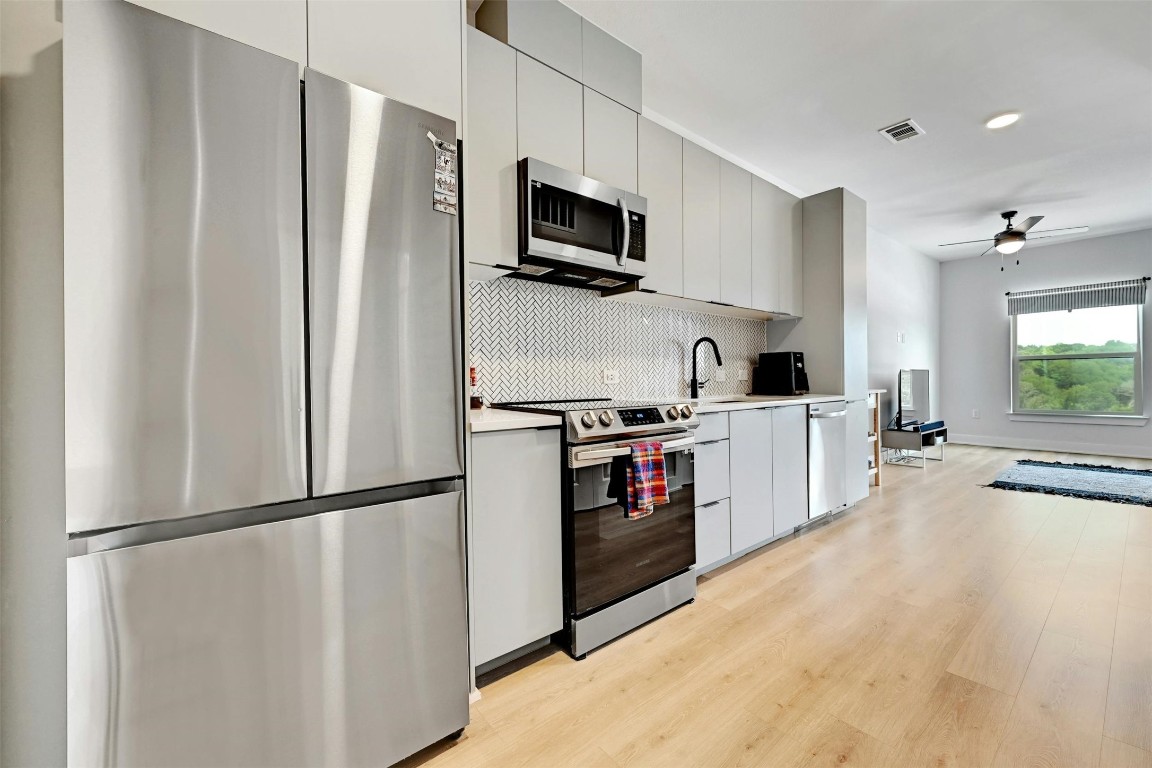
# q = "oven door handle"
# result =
<box><xmin>572</xmin><ymin>435</ymin><xmax>694</xmax><ymax>466</ymax></box>
<box><xmin>617</xmin><ymin>197</ymin><xmax>630</xmax><ymax>267</ymax></box>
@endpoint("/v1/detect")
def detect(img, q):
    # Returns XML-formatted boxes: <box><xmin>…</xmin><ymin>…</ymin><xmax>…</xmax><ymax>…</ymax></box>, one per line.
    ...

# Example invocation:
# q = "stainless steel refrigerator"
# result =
<box><xmin>63</xmin><ymin>3</ymin><xmax>467</xmax><ymax>766</ymax></box>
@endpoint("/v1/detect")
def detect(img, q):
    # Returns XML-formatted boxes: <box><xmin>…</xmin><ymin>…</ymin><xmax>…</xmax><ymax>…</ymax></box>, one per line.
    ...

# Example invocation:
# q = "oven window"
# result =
<box><xmin>571</xmin><ymin>449</ymin><xmax>695</xmax><ymax>615</ymax></box>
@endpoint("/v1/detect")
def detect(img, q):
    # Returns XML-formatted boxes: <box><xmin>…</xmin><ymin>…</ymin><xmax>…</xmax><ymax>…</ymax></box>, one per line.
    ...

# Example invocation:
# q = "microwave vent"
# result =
<box><xmin>533</xmin><ymin>189</ymin><xmax>576</xmax><ymax>232</ymax></box>
<box><xmin>878</xmin><ymin>118</ymin><xmax>925</xmax><ymax>144</ymax></box>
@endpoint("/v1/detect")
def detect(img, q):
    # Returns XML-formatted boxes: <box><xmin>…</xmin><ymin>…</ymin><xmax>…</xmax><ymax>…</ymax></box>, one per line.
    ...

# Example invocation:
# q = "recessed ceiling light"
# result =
<box><xmin>986</xmin><ymin>113</ymin><xmax>1020</xmax><ymax>129</ymax></box>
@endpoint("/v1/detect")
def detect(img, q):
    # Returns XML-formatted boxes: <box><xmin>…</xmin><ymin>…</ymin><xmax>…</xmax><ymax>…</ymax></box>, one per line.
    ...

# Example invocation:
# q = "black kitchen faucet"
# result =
<box><xmin>690</xmin><ymin>337</ymin><xmax>723</xmax><ymax>399</ymax></box>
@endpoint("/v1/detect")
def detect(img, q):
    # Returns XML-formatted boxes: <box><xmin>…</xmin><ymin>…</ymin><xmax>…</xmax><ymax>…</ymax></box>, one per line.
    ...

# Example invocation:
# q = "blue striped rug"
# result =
<box><xmin>988</xmin><ymin>460</ymin><xmax>1152</xmax><ymax>506</ymax></box>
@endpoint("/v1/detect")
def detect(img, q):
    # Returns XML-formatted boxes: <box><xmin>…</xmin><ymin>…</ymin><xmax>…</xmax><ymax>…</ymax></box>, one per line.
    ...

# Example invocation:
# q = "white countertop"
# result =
<box><xmin>469</xmin><ymin>407</ymin><xmax>562</xmax><ymax>433</ymax></box>
<box><xmin>692</xmin><ymin>394</ymin><xmax>846</xmax><ymax>413</ymax></box>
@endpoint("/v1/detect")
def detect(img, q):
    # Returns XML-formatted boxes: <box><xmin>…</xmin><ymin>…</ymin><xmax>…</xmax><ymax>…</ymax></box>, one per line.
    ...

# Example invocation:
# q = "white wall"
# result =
<box><xmin>0</xmin><ymin>1</ymin><xmax>67</xmax><ymax>764</ymax></box>
<box><xmin>866</xmin><ymin>228</ymin><xmax>940</xmax><ymax>427</ymax></box>
<box><xmin>940</xmin><ymin>229</ymin><xmax>1152</xmax><ymax>458</ymax></box>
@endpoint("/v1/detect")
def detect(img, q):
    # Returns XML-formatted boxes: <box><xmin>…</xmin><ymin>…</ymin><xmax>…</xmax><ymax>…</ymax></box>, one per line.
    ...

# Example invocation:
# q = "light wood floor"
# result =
<box><xmin>402</xmin><ymin>445</ymin><xmax>1152</xmax><ymax>768</ymax></box>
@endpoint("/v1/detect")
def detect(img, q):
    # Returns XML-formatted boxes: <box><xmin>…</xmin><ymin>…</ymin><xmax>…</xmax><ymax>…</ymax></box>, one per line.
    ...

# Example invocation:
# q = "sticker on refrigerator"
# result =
<box><xmin>427</xmin><ymin>131</ymin><xmax>457</xmax><ymax>215</ymax></box>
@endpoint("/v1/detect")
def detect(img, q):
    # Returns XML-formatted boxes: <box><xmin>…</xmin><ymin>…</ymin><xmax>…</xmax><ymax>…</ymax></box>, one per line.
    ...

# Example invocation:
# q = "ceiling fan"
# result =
<box><xmin>938</xmin><ymin>211</ymin><xmax>1089</xmax><ymax>270</ymax></box>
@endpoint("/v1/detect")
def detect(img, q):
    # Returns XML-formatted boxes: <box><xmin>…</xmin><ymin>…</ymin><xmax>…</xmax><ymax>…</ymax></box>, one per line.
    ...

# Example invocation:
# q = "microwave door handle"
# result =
<box><xmin>617</xmin><ymin>198</ymin><xmax>629</xmax><ymax>267</ymax></box>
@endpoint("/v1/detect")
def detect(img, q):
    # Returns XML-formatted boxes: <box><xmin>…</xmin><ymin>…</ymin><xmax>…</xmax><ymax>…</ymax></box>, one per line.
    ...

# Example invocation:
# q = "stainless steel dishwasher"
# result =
<box><xmin>808</xmin><ymin>401</ymin><xmax>848</xmax><ymax>519</ymax></box>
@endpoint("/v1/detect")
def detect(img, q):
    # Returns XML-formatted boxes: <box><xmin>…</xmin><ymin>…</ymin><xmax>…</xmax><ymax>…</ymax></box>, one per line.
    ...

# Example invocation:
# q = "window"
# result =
<box><xmin>1011</xmin><ymin>304</ymin><xmax>1143</xmax><ymax>416</ymax></box>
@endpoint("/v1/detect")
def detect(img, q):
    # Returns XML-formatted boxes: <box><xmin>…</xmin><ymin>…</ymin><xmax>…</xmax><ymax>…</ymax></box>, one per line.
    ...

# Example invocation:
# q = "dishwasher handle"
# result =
<box><xmin>810</xmin><ymin>410</ymin><xmax>847</xmax><ymax>419</ymax></box>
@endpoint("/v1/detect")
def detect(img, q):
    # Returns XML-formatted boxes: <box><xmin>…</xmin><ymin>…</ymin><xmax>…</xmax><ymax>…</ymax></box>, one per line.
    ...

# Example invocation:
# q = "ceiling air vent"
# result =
<box><xmin>879</xmin><ymin>119</ymin><xmax>925</xmax><ymax>144</ymax></box>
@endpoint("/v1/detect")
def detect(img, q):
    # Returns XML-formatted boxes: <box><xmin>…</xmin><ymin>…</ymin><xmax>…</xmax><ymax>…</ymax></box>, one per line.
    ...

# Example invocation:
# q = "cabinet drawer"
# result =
<box><xmin>695</xmin><ymin>498</ymin><xmax>731</xmax><ymax>570</ymax></box>
<box><xmin>693</xmin><ymin>438</ymin><xmax>730</xmax><ymax>506</ymax></box>
<box><xmin>694</xmin><ymin>411</ymin><xmax>729</xmax><ymax>443</ymax></box>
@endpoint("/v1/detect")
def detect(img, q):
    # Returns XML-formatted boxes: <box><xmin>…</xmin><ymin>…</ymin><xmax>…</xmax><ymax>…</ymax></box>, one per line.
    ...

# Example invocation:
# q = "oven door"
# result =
<box><xmin>569</xmin><ymin>434</ymin><xmax>695</xmax><ymax>616</ymax></box>
<box><xmin>520</xmin><ymin>158</ymin><xmax>647</xmax><ymax>280</ymax></box>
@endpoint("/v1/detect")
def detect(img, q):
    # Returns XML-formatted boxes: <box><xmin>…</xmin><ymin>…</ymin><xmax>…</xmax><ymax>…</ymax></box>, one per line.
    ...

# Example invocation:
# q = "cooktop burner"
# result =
<box><xmin>496</xmin><ymin>397</ymin><xmax>699</xmax><ymax>442</ymax></box>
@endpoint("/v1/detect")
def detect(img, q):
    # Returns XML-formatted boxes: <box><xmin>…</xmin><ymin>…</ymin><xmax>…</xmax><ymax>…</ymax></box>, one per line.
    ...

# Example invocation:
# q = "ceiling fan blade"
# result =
<box><xmin>1027</xmin><ymin>226</ymin><xmax>1090</xmax><ymax>240</ymax></box>
<box><xmin>938</xmin><ymin>237</ymin><xmax>995</xmax><ymax>247</ymax></box>
<box><xmin>1012</xmin><ymin>215</ymin><xmax>1044</xmax><ymax>233</ymax></box>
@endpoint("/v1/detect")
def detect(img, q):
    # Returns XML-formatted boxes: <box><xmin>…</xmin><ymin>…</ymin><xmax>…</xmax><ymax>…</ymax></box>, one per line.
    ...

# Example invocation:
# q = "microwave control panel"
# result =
<box><xmin>627</xmin><ymin>212</ymin><xmax>646</xmax><ymax>262</ymax></box>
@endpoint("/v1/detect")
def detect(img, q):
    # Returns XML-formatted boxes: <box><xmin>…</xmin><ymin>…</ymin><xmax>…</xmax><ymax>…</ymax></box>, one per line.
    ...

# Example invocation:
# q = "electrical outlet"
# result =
<box><xmin>737</xmin><ymin>367</ymin><xmax>748</xmax><ymax>381</ymax></box>
<box><xmin>971</xmin><ymin>409</ymin><xmax>980</xmax><ymax>419</ymax></box>
<box><xmin>715</xmin><ymin>368</ymin><xmax>727</xmax><ymax>383</ymax></box>
<box><xmin>602</xmin><ymin>368</ymin><xmax>620</xmax><ymax>385</ymax></box>
<box><xmin>897</xmin><ymin>331</ymin><xmax>907</xmax><ymax>344</ymax></box>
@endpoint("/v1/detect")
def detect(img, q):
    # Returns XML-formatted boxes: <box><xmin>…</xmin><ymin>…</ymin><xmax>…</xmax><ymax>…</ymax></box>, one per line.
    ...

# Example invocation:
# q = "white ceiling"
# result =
<box><xmin>564</xmin><ymin>0</ymin><xmax>1152</xmax><ymax>260</ymax></box>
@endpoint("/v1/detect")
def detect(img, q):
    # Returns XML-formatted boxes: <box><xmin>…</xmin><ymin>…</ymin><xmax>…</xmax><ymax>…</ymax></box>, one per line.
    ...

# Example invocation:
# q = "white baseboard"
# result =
<box><xmin>948</xmin><ymin>433</ymin><xmax>1152</xmax><ymax>460</ymax></box>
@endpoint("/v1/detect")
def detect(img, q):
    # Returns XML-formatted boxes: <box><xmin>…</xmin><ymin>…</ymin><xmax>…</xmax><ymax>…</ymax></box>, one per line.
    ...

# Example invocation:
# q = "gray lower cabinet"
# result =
<box><xmin>471</xmin><ymin>428</ymin><xmax>563</xmax><ymax>668</ymax></box>
<box><xmin>771</xmin><ymin>405</ymin><xmax>808</xmax><ymax>534</ymax></box>
<box><xmin>729</xmin><ymin>408</ymin><xmax>773</xmax><ymax>552</ymax></box>
<box><xmin>695</xmin><ymin>498</ymin><xmax>731</xmax><ymax>569</ymax></box>
<box><xmin>692</xmin><ymin>439</ymin><xmax>730</xmax><ymax>506</ymax></box>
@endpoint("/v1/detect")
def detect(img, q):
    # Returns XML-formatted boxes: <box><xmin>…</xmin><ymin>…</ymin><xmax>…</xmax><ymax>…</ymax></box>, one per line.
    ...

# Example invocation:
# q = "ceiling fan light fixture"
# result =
<box><xmin>995</xmin><ymin>231</ymin><xmax>1026</xmax><ymax>254</ymax></box>
<box><xmin>986</xmin><ymin>112</ymin><xmax>1021</xmax><ymax>129</ymax></box>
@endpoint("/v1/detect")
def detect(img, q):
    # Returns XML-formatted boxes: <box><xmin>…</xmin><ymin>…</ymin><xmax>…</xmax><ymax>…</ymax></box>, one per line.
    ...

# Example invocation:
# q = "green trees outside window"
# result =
<box><xmin>1013</xmin><ymin>305</ymin><xmax>1142</xmax><ymax>415</ymax></box>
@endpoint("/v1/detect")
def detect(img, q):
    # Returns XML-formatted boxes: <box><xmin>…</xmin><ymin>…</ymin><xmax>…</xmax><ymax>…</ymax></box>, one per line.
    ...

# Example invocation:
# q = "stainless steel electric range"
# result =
<box><xmin>497</xmin><ymin>398</ymin><xmax>700</xmax><ymax>658</ymax></box>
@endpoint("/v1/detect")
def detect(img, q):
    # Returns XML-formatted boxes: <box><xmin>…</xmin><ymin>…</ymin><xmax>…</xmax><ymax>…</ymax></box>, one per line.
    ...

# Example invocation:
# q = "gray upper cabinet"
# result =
<box><xmin>583</xmin><ymin>87</ymin><xmax>637</xmax><ymax>193</ymax></box>
<box><xmin>477</xmin><ymin>0</ymin><xmax>582</xmax><ymax>82</ymax></box>
<box><xmin>517</xmin><ymin>53</ymin><xmax>583</xmax><ymax>174</ymax></box>
<box><xmin>752</xmin><ymin>176</ymin><xmax>802</xmax><ymax>314</ymax></box>
<box><xmin>637</xmin><ymin>118</ymin><xmax>683</xmax><ymax>296</ymax></box>
<box><xmin>466</xmin><ymin>27</ymin><xmax>518</xmax><ymax>270</ymax></box>
<box><xmin>728</xmin><ymin>408</ymin><xmax>773</xmax><ymax>552</ymax></box>
<box><xmin>682</xmin><ymin>141</ymin><xmax>721</xmax><ymax>303</ymax></box>
<box><xmin>308</xmin><ymin>0</ymin><xmax>461</xmax><ymax>122</ymax></box>
<box><xmin>771</xmin><ymin>405</ymin><xmax>808</xmax><ymax>534</ymax></box>
<box><xmin>719</xmin><ymin>160</ymin><xmax>752</xmax><ymax>308</ymax></box>
<box><xmin>126</xmin><ymin>0</ymin><xmax>307</xmax><ymax>62</ymax></box>
<box><xmin>781</xmin><ymin>190</ymin><xmax>804</xmax><ymax>317</ymax></box>
<box><xmin>581</xmin><ymin>18</ymin><xmax>642</xmax><ymax>112</ymax></box>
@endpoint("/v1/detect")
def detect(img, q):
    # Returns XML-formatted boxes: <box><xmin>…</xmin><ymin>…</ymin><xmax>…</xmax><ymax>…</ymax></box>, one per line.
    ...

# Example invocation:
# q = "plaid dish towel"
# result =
<box><xmin>627</xmin><ymin>441</ymin><xmax>669</xmax><ymax>519</ymax></box>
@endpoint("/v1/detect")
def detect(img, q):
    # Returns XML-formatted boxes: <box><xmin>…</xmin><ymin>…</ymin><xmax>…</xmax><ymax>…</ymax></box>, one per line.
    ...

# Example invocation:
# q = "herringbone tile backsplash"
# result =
<box><xmin>468</xmin><ymin>279</ymin><xmax>769</xmax><ymax>403</ymax></box>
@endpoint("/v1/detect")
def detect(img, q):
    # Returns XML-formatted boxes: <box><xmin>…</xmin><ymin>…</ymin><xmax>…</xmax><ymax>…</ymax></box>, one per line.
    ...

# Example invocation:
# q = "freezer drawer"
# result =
<box><xmin>306</xmin><ymin>69</ymin><xmax>464</xmax><ymax>496</ymax></box>
<box><xmin>68</xmin><ymin>492</ymin><xmax>468</xmax><ymax>767</ymax></box>
<box><xmin>63</xmin><ymin>1</ymin><xmax>307</xmax><ymax>533</ymax></box>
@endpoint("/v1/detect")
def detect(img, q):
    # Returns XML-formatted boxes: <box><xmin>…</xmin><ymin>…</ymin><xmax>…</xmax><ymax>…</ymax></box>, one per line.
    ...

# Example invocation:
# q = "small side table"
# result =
<box><xmin>882</xmin><ymin>425</ymin><xmax>947</xmax><ymax>469</ymax></box>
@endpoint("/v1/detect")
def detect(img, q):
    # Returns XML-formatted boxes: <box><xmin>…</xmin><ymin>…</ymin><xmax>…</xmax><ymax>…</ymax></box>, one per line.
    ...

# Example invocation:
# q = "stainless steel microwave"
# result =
<box><xmin>516</xmin><ymin>158</ymin><xmax>647</xmax><ymax>290</ymax></box>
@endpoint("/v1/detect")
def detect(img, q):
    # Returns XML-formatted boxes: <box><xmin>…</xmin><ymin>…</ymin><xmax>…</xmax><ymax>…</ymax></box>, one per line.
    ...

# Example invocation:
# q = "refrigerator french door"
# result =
<box><xmin>306</xmin><ymin>68</ymin><xmax>464</xmax><ymax>496</ymax></box>
<box><xmin>64</xmin><ymin>0</ymin><xmax>307</xmax><ymax>534</ymax></box>
<box><xmin>64</xmin><ymin>3</ymin><xmax>468</xmax><ymax>766</ymax></box>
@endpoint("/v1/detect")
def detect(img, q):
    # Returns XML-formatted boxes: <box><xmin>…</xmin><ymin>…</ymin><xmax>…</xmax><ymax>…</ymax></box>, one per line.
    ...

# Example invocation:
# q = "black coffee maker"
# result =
<box><xmin>752</xmin><ymin>352</ymin><xmax>809</xmax><ymax>396</ymax></box>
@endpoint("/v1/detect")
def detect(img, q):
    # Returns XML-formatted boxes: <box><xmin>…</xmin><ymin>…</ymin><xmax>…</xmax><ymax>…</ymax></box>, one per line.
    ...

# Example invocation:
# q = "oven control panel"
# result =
<box><xmin>617</xmin><ymin>407</ymin><xmax>663</xmax><ymax>426</ymax></box>
<box><xmin>567</xmin><ymin>404</ymin><xmax>698</xmax><ymax>441</ymax></box>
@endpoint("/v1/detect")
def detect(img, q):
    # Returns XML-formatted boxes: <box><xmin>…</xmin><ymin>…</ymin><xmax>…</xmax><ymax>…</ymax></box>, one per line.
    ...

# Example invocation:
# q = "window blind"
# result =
<box><xmin>1006</xmin><ymin>277</ymin><xmax>1149</xmax><ymax>316</ymax></box>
